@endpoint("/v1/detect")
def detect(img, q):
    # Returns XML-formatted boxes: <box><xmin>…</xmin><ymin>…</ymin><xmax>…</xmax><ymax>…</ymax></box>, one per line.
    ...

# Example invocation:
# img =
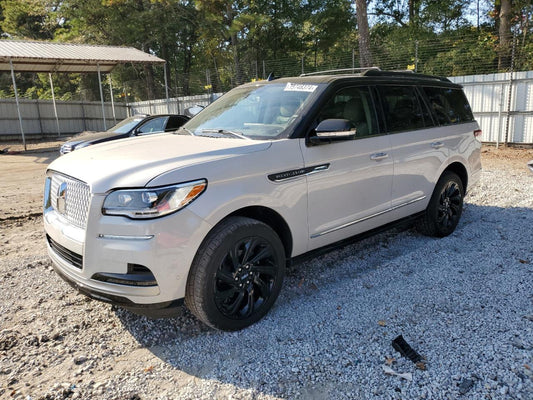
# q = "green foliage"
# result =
<box><xmin>1</xmin><ymin>0</ymin><xmax>62</xmax><ymax>39</ymax></box>
<box><xmin>0</xmin><ymin>0</ymin><xmax>531</xmax><ymax>99</ymax></box>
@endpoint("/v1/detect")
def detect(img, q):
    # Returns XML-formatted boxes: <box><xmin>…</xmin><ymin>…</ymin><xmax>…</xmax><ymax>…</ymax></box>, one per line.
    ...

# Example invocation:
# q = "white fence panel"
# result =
<box><xmin>450</xmin><ymin>71</ymin><xmax>533</xmax><ymax>145</ymax></box>
<box><xmin>128</xmin><ymin>93</ymin><xmax>222</xmax><ymax>116</ymax></box>
<box><xmin>0</xmin><ymin>99</ymin><xmax>128</xmax><ymax>138</ymax></box>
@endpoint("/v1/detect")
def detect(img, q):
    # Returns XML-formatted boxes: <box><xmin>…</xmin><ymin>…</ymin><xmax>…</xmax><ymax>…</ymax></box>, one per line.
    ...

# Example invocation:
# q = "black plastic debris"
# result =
<box><xmin>458</xmin><ymin>378</ymin><xmax>475</xmax><ymax>395</ymax></box>
<box><xmin>392</xmin><ymin>335</ymin><xmax>422</xmax><ymax>363</ymax></box>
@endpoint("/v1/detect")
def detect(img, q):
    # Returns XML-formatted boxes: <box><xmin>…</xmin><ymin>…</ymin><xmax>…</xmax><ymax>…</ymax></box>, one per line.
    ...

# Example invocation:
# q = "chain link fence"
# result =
<box><xmin>164</xmin><ymin>29</ymin><xmax>532</xmax><ymax>96</ymax></box>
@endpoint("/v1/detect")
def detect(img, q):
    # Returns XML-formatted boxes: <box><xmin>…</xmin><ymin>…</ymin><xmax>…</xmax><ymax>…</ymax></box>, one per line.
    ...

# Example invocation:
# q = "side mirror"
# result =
<box><xmin>308</xmin><ymin>119</ymin><xmax>356</xmax><ymax>145</ymax></box>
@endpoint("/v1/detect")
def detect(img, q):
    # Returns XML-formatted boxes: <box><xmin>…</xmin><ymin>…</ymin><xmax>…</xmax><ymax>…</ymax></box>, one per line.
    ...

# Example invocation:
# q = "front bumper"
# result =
<box><xmin>51</xmin><ymin>259</ymin><xmax>184</xmax><ymax>317</ymax></box>
<box><xmin>44</xmin><ymin>193</ymin><xmax>212</xmax><ymax>310</ymax></box>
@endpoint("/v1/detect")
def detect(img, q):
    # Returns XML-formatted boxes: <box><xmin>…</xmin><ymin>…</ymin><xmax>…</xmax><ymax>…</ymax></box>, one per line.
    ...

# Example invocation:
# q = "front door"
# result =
<box><xmin>300</xmin><ymin>86</ymin><xmax>394</xmax><ymax>250</ymax></box>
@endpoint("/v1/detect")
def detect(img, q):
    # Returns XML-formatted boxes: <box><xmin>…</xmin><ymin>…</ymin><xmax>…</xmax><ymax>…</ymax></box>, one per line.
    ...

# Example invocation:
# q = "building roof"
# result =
<box><xmin>0</xmin><ymin>40</ymin><xmax>165</xmax><ymax>73</ymax></box>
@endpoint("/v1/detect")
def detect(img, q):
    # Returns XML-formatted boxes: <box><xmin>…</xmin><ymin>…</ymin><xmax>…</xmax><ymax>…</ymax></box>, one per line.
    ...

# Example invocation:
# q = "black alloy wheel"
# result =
<box><xmin>214</xmin><ymin>237</ymin><xmax>277</xmax><ymax>319</ymax></box>
<box><xmin>417</xmin><ymin>171</ymin><xmax>464</xmax><ymax>237</ymax></box>
<box><xmin>185</xmin><ymin>216</ymin><xmax>285</xmax><ymax>331</ymax></box>
<box><xmin>437</xmin><ymin>180</ymin><xmax>462</xmax><ymax>232</ymax></box>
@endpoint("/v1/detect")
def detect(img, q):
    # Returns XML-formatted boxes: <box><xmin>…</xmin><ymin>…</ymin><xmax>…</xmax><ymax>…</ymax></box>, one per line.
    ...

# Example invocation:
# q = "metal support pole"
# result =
<box><xmin>262</xmin><ymin>60</ymin><xmax>266</xmax><ymax>80</ymax></box>
<box><xmin>124</xmin><ymin>84</ymin><xmax>130</xmax><ymax>117</ymax></box>
<box><xmin>97</xmin><ymin>63</ymin><xmax>107</xmax><ymax>131</ymax></box>
<box><xmin>503</xmin><ymin>34</ymin><xmax>516</xmax><ymax>145</ymax></box>
<box><xmin>352</xmin><ymin>49</ymin><xmax>355</xmax><ymax>72</ymax></box>
<box><xmin>163</xmin><ymin>63</ymin><xmax>170</xmax><ymax>113</ymax></box>
<box><xmin>49</xmin><ymin>73</ymin><xmax>61</xmax><ymax>136</ymax></box>
<box><xmin>108</xmin><ymin>74</ymin><xmax>116</xmax><ymax>125</ymax></box>
<box><xmin>301</xmin><ymin>57</ymin><xmax>304</xmax><ymax>75</ymax></box>
<box><xmin>497</xmin><ymin>83</ymin><xmax>504</xmax><ymax>149</ymax></box>
<box><xmin>10</xmin><ymin>59</ymin><xmax>26</xmax><ymax>150</ymax></box>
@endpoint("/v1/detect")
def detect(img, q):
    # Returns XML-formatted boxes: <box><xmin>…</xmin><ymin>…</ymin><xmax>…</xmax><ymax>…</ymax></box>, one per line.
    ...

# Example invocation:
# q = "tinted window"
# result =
<box><xmin>137</xmin><ymin>117</ymin><xmax>168</xmax><ymax>134</ymax></box>
<box><xmin>378</xmin><ymin>86</ymin><xmax>431</xmax><ymax>133</ymax></box>
<box><xmin>166</xmin><ymin>116</ymin><xmax>188</xmax><ymax>131</ymax></box>
<box><xmin>317</xmin><ymin>86</ymin><xmax>378</xmax><ymax>137</ymax></box>
<box><xmin>423</xmin><ymin>87</ymin><xmax>474</xmax><ymax>125</ymax></box>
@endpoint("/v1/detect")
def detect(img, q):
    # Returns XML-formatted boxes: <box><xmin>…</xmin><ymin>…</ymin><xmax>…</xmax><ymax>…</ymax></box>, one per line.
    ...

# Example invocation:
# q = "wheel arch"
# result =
<box><xmin>223</xmin><ymin>206</ymin><xmax>293</xmax><ymax>260</ymax></box>
<box><xmin>442</xmin><ymin>161</ymin><xmax>468</xmax><ymax>192</ymax></box>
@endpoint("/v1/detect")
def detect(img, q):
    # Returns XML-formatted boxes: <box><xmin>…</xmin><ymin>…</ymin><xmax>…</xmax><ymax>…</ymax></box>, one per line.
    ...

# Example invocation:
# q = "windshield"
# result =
<box><xmin>183</xmin><ymin>82</ymin><xmax>323</xmax><ymax>139</ymax></box>
<box><xmin>107</xmin><ymin>116</ymin><xmax>146</xmax><ymax>134</ymax></box>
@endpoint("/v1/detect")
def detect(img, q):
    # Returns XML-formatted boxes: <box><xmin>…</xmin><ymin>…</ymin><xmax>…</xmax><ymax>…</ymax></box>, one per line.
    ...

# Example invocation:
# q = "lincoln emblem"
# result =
<box><xmin>57</xmin><ymin>182</ymin><xmax>67</xmax><ymax>214</ymax></box>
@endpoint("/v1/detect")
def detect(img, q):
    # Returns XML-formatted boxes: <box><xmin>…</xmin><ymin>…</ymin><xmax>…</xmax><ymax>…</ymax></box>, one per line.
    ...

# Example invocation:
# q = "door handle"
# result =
<box><xmin>370</xmin><ymin>152</ymin><xmax>389</xmax><ymax>161</ymax></box>
<box><xmin>431</xmin><ymin>141</ymin><xmax>444</xmax><ymax>149</ymax></box>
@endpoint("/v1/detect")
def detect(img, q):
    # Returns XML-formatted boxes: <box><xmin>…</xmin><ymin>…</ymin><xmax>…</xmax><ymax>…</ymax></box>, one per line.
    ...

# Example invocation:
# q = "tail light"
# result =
<box><xmin>474</xmin><ymin>129</ymin><xmax>482</xmax><ymax>139</ymax></box>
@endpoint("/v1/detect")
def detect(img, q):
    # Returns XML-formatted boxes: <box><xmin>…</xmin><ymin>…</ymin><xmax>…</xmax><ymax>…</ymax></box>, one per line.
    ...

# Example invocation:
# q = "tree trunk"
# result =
<box><xmin>143</xmin><ymin>64</ymin><xmax>155</xmax><ymax>100</ymax></box>
<box><xmin>355</xmin><ymin>0</ymin><xmax>372</xmax><ymax>68</ymax></box>
<box><xmin>226</xmin><ymin>3</ymin><xmax>242</xmax><ymax>85</ymax></box>
<box><xmin>408</xmin><ymin>0</ymin><xmax>419</xmax><ymax>26</ymax></box>
<box><xmin>161</xmin><ymin>43</ymin><xmax>171</xmax><ymax>98</ymax></box>
<box><xmin>182</xmin><ymin>47</ymin><xmax>193</xmax><ymax>96</ymax></box>
<box><xmin>498</xmin><ymin>0</ymin><xmax>513</xmax><ymax>70</ymax></box>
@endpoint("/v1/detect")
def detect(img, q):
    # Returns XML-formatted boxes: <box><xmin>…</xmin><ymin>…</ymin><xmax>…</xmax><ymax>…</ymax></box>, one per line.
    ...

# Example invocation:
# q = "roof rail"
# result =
<box><xmin>362</xmin><ymin>69</ymin><xmax>450</xmax><ymax>82</ymax></box>
<box><xmin>300</xmin><ymin>67</ymin><xmax>381</xmax><ymax>77</ymax></box>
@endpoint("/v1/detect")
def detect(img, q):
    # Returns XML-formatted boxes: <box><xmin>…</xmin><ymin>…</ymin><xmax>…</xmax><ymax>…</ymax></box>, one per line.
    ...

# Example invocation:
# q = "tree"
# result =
<box><xmin>497</xmin><ymin>0</ymin><xmax>513</xmax><ymax>69</ymax></box>
<box><xmin>1</xmin><ymin>0</ymin><xmax>61</xmax><ymax>40</ymax></box>
<box><xmin>355</xmin><ymin>0</ymin><xmax>372</xmax><ymax>67</ymax></box>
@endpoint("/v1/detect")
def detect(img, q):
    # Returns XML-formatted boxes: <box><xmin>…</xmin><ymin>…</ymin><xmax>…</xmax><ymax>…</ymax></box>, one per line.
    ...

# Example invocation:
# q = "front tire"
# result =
<box><xmin>417</xmin><ymin>171</ymin><xmax>464</xmax><ymax>237</ymax></box>
<box><xmin>185</xmin><ymin>216</ymin><xmax>285</xmax><ymax>331</ymax></box>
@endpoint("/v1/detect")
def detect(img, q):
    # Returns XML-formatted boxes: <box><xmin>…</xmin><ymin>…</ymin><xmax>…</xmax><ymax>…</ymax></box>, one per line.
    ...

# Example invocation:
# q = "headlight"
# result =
<box><xmin>102</xmin><ymin>179</ymin><xmax>207</xmax><ymax>219</ymax></box>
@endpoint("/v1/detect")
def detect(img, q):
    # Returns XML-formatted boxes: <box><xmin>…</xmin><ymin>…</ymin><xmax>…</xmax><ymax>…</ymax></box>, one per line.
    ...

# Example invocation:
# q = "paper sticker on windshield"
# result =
<box><xmin>284</xmin><ymin>83</ymin><xmax>318</xmax><ymax>92</ymax></box>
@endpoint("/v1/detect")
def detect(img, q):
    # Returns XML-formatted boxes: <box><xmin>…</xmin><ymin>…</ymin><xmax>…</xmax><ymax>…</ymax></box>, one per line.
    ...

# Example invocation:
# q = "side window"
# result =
<box><xmin>137</xmin><ymin>117</ymin><xmax>168</xmax><ymax>134</ymax></box>
<box><xmin>317</xmin><ymin>86</ymin><xmax>378</xmax><ymax>137</ymax></box>
<box><xmin>423</xmin><ymin>87</ymin><xmax>474</xmax><ymax>125</ymax></box>
<box><xmin>378</xmin><ymin>86</ymin><xmax>430</xmax><ymax>133</ymax></box>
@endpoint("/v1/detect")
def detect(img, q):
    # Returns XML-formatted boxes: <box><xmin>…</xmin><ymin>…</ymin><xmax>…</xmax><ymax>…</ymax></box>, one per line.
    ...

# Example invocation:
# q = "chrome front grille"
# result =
<box><xmin>50</xmin><ymin>172</ymin><xmax>90</xmax><ymax>229</ymax></box>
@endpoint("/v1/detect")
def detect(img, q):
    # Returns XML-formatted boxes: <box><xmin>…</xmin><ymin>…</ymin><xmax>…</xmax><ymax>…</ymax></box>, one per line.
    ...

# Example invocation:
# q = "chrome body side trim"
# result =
<box><xmin>268</xmin><ymin>163</ymin><xmax>330</xmax><ymax>182</ymax></box>
<box><xmin>98</xmin><ymin>234</ymin><xmax>154</xmax><ymax>241</ymax></box>
<box><xmin>310</xmin><ymin>195</ymin><xmax>426</xmax><ymax>238</ymax></box>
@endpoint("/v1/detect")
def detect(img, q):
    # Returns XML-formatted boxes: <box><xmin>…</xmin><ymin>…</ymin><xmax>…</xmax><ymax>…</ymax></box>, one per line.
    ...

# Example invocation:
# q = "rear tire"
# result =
<box><xmin>417</xmin><ymin>171</ymin><xmax>464</xmax><ymax>237</ymax></box>
<box><xmin>185</xmin><ymin>216</ymin><xmax>285</xmax><ymax>331</ymax></box>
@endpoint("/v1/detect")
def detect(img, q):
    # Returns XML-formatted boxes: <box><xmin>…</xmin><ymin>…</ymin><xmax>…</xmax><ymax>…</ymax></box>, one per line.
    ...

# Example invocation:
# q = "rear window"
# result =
<box><xmin>423</xmin><ymin>87</ymin><xmax>474</xmax><ymax>125</ymax></box>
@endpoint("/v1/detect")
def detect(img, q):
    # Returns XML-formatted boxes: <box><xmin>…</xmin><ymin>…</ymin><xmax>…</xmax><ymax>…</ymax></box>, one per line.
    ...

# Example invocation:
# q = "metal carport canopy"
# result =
<box><xmin>0</xmin><ymin>40</ymin><xmax>166</xmax><ymax>150</ymax></box>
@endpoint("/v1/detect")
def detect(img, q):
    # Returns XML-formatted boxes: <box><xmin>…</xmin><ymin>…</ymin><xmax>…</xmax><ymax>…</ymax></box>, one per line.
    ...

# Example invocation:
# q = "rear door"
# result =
<box><xmin>377</xmin><ymin>85</ymin><xmax>443</xmax><ymax>217</ymax></box>
<box><xmin>300</xmin><ymin>85</ymin><xmax>394</xmax><ymax>250</ymax></box>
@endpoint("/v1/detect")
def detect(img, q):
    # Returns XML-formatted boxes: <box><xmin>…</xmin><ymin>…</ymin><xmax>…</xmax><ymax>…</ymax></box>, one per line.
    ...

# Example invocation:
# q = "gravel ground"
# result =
<box><xmin>0</xmin><ymin>146</ymin><xmax>532</xmax><ymax>399</ymax></box>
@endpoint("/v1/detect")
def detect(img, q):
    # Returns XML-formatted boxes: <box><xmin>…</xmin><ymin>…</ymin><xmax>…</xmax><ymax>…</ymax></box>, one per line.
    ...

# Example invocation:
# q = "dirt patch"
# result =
<box><xmin>0</xmin><ymin>151</ymin><xmax>59</xmax><ymax>220</ymax></box>
<box><xmin>0</xmin><ymin>138</ymin><xmax>66</xmax><ymax>154</ymax></box>
<box><xmin>481</xmin><ymin>145</ymin><xmax>533</xmax><ymax>172</ymax></box>
<box><xmin>1</xmin><ymin>215</ymin><xmax>46</xmax><ymax>259</ymax></box>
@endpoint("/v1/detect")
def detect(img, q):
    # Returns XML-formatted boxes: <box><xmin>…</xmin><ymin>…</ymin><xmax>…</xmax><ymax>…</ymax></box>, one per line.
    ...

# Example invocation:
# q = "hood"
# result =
<box><xmin>49</xmin><ymin>133</ymin><xmax>271</xmax><ymax>193</ymax></box>
<box><xmin>66</xmin><ymin>131</ymin><xmax>127</xmax><ymax>146</ymax></box>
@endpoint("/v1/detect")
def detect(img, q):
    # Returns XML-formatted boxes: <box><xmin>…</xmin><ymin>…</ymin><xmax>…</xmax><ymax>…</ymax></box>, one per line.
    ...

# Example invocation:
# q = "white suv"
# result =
<box><xmin>44</xmin><ymin>69</ymin><xmax>482</xmax><ymax>331</ymax></box>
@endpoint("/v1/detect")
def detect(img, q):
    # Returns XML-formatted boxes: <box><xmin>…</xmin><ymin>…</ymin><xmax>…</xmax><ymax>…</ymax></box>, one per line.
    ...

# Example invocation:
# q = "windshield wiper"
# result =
<box><xmin>201</xmin><ymin>129</ymin><xmax>250</xmax><ymax>140</ymax></box>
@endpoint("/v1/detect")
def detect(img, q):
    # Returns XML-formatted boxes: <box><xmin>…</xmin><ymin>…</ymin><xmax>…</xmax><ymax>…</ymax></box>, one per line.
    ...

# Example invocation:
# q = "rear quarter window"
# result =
<box><xmin>423</xmin><ymin>87</ymin><xmax>474</xmax><ymax>125</ymax></box>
